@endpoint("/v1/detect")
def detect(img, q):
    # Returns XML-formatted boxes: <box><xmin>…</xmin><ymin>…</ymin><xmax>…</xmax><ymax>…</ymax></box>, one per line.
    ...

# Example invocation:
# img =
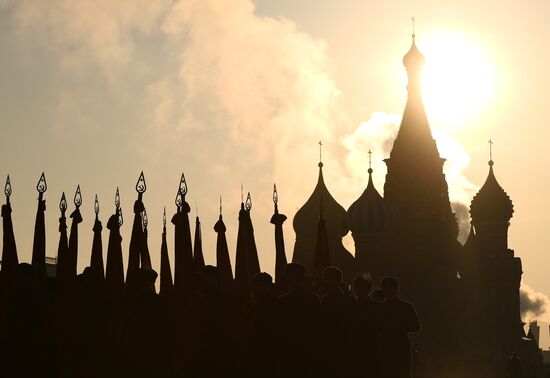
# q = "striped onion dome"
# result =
<box><xmin>347</xmin><ymin>168</ymin><xmax>395</xmax><ymax>235</ymax></box>
<box><xmin>470</xmin><ymin>160</ymin><xmax>513</xmax><ymax>223</ymax></box>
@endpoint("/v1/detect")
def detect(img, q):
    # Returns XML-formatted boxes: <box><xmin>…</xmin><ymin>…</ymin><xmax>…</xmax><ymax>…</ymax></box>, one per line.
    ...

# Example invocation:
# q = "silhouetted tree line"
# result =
<box><xmin>0</xmin><ymin>173</ymin><xmax>420</xmax><ymax>377</ymax></box>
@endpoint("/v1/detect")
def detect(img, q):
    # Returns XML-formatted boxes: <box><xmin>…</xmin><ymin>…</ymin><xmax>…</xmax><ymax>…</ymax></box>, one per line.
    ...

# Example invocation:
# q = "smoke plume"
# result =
<box><xmin>520</xmin><ymin>283</ymin><xmax>550</xmax><ymax>323</ymax></box>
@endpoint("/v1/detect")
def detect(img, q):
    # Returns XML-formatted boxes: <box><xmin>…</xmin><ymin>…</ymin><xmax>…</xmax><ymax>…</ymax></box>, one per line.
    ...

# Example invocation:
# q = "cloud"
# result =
<box><xmin>0</xmin><ymin>0</ymin><xmax>482</xmax><ymax>273</ymax></box>
<box><xmin>5</xmin><ymin>0</ymin><xmax>170</xmax><ymax>74</ymax></box>
<box><xmin>520</xmin><ymin>283</ymin><xmax>550</xmax><ymax>323</ymax></box>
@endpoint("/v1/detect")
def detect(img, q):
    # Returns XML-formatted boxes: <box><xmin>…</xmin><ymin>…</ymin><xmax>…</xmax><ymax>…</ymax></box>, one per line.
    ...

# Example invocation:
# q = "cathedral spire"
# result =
<box><xmin>382</xmin><ymin>31</ymin><xmax>455</xmax><ymax>235</ymax></box>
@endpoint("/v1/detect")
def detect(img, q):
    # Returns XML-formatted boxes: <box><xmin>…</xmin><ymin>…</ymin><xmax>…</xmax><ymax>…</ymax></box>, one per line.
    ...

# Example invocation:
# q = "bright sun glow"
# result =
<box><xmin>418</xmin><ymin>31</ymin><xmax>495</xmax><ymax>128</ymax></box>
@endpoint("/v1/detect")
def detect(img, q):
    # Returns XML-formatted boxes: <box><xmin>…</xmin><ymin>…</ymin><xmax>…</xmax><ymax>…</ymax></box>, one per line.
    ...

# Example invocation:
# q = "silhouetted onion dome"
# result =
<box><xmin>347</xmin><ymin>167</ymin><xmax>394</xmax><ymax>236</ymax></box>
<box><xmin>470</xmin><ymin>160</ymin><xmax>514</xmax><ymax>224</ymax></box>
<box><xmin>293</xmin><ymin>162</ymin><xmax>348</xmax><ymax>239</ymax></box>
<box><xmin>403</xmin><ymin>36</ymin><xmax>426</xmax><ymax>69</ymax></box>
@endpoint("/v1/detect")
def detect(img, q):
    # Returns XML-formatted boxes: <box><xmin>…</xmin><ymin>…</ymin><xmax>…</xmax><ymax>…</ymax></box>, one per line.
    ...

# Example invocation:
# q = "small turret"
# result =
<box><xmin>470</xmin><ymin>141</ymin><xmax>514</xmax><ymax>253</ymax></box>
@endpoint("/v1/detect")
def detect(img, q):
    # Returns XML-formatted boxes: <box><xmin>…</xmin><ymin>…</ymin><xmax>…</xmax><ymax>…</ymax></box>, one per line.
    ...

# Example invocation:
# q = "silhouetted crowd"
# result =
<box><xmin>0</xmin><ymin>262</ymin><xmax>420</xmax><ymax>378</ymax></box>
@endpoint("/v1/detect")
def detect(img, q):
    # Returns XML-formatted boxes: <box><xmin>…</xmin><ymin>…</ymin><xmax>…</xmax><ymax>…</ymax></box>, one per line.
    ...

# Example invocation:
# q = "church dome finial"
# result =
<box><xmin>403</xmin><ymin>18</ymin><xmax>425</xmax><ymax>70</ymax></box>
<box><xmin>470</xmin><ymin>140</ymin><xmax>513</xmax><ymax>223</ymax></box>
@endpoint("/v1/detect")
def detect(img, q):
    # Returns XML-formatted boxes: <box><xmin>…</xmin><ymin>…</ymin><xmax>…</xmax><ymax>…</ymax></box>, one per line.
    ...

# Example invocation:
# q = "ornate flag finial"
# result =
<box><xmin>136</xmin><ymin>171</ymin><xmax>146</xmax><ymax>194</ymax></box>
<box><xmin>179</xmin><ymin>173</ymin><xmax>188</xmax><ymax>196</ymax></box>
<box><xmin>115</xmin><ymin>187</ymin><xmax>120</xmax><ymax>209</ymax></box>
<box><xmin>142</xmin><ymin>208</ymin><xmax>148</xmax><ymax>229</ymax></box>
<box><xmin>175</xmin><ymin>189</ymin><xmax>183</xmax><ymax>208</ymax></box>
<box><xmin>60</xmin><ymin>192</ymin><xmax>67</xmax><ymax>213</ymax></box>
<box><xmin>94</xmin><ymin>194</ymin><xmax>99</xmax><ymax>215</ymax></box>
<box><xmin>273</xmin><ymin>183</ymin><xmax>278</xmax><ymax>205</ymax></box>
<box><xmin>74</xmin><ymin>185</ymin><xmax>82</xmax><ymax>207</ymax></box>
<box><xmin>245</xmin><ymin>192</ymin><xmax>252</xmax><ymax>211</ymax></box>
<box><xmin>37</xmin><ymin>172</ymin><xmax>47</xmax><ymax>193</ymax></box>
<box><xmin>5</xmin><ymin>175</ymin><xmax>11</xmax><ymax>199</ymax></box>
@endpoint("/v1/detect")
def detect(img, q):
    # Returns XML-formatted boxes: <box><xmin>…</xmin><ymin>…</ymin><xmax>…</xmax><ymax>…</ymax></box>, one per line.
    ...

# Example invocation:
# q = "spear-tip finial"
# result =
<box><xmin>411</xmin><ymin>16</ymin><xmax>416</xmax><ymax>39</ymax></box>
<box><xmin>74</xmin><ymin>185</ymin><xmax>82</xmax><ymax>207</ymax></box>
<box><xmin>94</xmin><ymin>194</ymin><xmax>99</xmax><ymax>215</ymax></box>
<box><xmin>60</xmin><ymin>192</ymin><xmax>67</xmax><ymax>213</ymax></box>
<box><xmin>245</xmin><ymin>192</ymin><xmax>252</xmax><ymax>211</ymax></box>
<box><xmin>37</xmin><ymin>172</ymin><xmax>47</xmax><ymax>194</ymax></box>
<box><xmin>4</xmin><ymin>175</ymin><xmax>11</xmax><ymax>199</ymax></box>
<box><xmin>488</xmin><ymin>139</ymin><xmax>494</xmax><ymax>166</ymax></box>
<box><xmin>136</xmin><ymin>171</ymin><xmax>146</xmax><ymax>194</ymax></box>
<box><xmin>241</xmin><ymin>182</ymin><xmax>244</xmax><ymax>203</ymax></box>
<box><xmin>179</xmin><ymin>173</ymin><xmax>188</xmax><ymax>196</ymax></box>
<box><xmin>219</xmin><ymin>195</ymin><xmax>222</xmax><ymax>216</ymax></box>
<box><xmin>163</xmin><ymin>206</ymin><xmax>166</xmax><ymax>227</ymax></box>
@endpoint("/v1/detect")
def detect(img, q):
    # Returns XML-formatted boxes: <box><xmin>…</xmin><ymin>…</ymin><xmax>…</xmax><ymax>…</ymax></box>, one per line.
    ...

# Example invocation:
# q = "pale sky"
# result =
<box><xmin>1</xmin><ymin>0</ymin><xmax>549</xmax><ymax>343</ymax></box>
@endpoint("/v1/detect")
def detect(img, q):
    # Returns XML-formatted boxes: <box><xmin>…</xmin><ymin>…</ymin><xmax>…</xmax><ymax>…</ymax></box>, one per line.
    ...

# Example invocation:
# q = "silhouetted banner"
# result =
<box><xmin>31</xmin><ymin>173</ymin><xmax>47</xmax><ymax>277</ymax></box>
<box><xmin>1</xmin><ymin>175</ymin><xmax>18</xmax><ymax>274</ymax></box>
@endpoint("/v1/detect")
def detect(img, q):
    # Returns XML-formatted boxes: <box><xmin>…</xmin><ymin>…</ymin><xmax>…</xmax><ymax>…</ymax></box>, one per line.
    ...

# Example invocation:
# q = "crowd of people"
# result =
<box><xmin>0</xmin><ymin>261</ymin><xmax>420</xmax><ymax>378</ymax></box>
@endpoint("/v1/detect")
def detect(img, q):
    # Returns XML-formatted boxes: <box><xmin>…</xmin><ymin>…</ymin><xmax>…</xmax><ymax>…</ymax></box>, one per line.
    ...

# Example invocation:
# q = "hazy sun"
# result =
<box><xmin>419</xmin><ymin>31</ymin><xmax>495</xmax><ymax>128</ymax></box>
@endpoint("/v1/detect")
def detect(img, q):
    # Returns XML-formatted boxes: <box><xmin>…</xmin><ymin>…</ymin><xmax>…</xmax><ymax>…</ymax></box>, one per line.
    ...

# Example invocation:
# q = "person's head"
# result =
<box><xmin>137</xmin><ymin>268</ymin><xmax>158</xmax><ymax>294</ymax></box>
<box><xmin>371</xmin><ymin>289</ymin><xmax>385</xmax><ymax>303</ymax></box>
<box><xmin>381</xmin><ymin>276</ymin><xmax>399</xmax><ymax>299</ymax></box>
<box><xmin>200</xmin><ymin>265</ymin><xmax>221</xmax><ymax>296</ymax></box>
<box><xmin>252</xmin><ymin>272</ymin><xmax>273</xmax><ymax>300</ymax></box>
<box><xmin>322</xmin><ymin>266</ymin><xmax>343</xmax><ymax>292</ymax></box>
<box><xmin>353</xmin><ymin>273</ymin><xmax>372</xmax><ymax>300</ymax></box>
<box><xmin>283</xmin><ymin>263</ymin><xmax>305</xmax><ymax>290</ymax></box>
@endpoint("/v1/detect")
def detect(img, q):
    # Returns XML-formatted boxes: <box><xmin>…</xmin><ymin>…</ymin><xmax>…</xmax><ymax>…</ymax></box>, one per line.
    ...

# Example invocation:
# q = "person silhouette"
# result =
<box><xmin>121</xmin><ymin>268</ymin><xmax>170</xmax><ymax>378</ymax></box>
<box><xmin>248</xmin><ymin>272</ymin><xmax>279</xmax><ymax>377</ymax></box>
<box><xmin>319</xmin><ymin>266</ymin><xmax>355</xmax><ymax>377</ymax></box>
<box><xmin>379</xmin><ymin>277</ymin><xmax>420</xmax><ymax>378</ymax></box>
<box><xmin>278</xmin><ymin>263</ymin><xmax>321</xmax><ymax>377</ymax></box>
<box><xmin>507</xmin><ymin>353</ymin><xmax>522</xmax><ymax>378</ymax></box>
<box><xmin>352</xmin><ymin>273</ymin><xmax>381</xmax><ymax>378</ymax></box>
<box><xmin>192</xmin><ymin>265</ymin><xmax>233</xmax><ymax>378</ymax></box>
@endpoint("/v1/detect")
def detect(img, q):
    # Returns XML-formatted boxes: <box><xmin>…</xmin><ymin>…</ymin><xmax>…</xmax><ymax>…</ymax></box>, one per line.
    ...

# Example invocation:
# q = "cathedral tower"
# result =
<box><xmin>383</xmin><ymin>35</ymin><xmax>457</xmax><ymax>239</ymax></box>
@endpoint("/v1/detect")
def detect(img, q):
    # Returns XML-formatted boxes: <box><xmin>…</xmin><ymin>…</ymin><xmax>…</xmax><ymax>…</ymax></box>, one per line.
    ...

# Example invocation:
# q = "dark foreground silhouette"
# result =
<box><xmin>0</xmin><ymin>260</ymin><xmax>421</xmax><ymax>378</ymax></box>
